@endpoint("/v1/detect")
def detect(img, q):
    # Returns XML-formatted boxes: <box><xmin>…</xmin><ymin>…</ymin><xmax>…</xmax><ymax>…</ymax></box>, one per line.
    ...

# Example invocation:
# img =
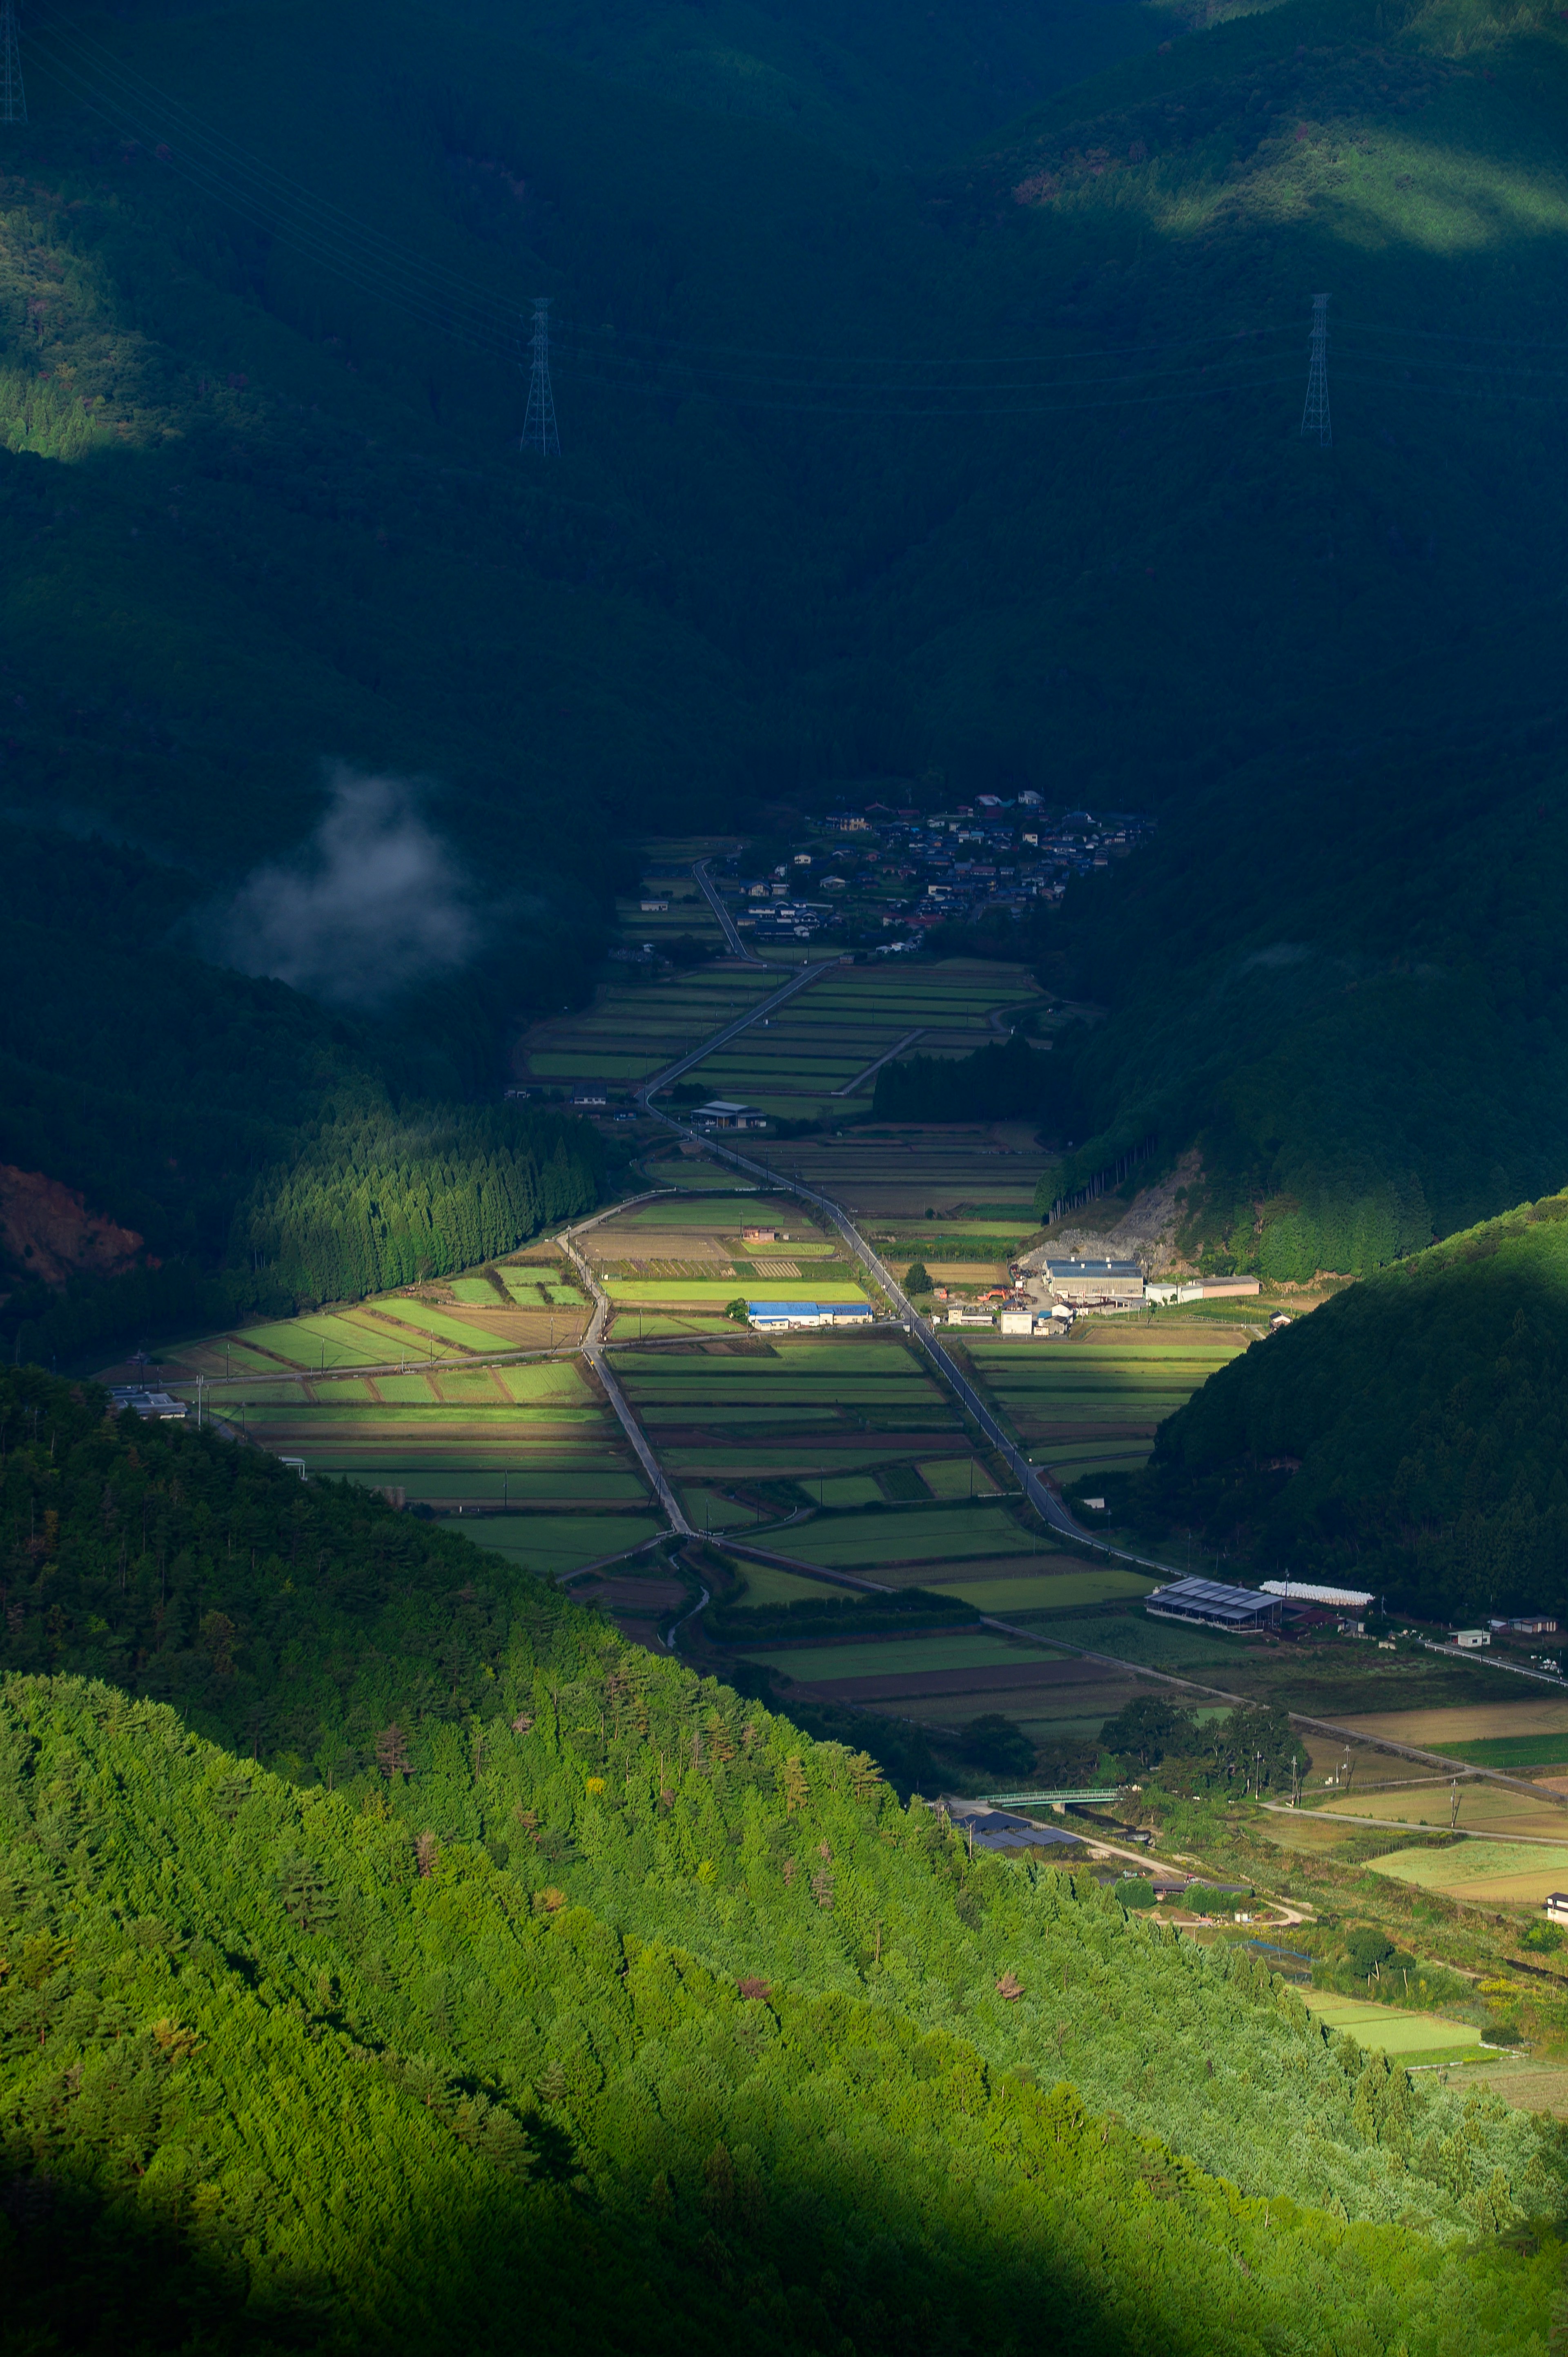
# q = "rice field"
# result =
<box><xmin>782</xmin><ymin>1503</ymin><xmax>1046</xmax><ymax>1571</ymax></box>
<box><xmin>1368</xmin><ymin>1840</ymin><xmax>1568</xmax><ymax>1905</ymax></box>
<box><xmin>459</xmin><ymin>1515</ymin><xmax>667</xmax><ymax>1577</ymax></box>
<box><xmin>923</xmin><ymin>1569</ymin><xmax>1159</xmax><ymax>1613</ymax></box>
<box><xmin>674</xmin><ymin>958</ymin><xmax>1044</xmax><ymax>1123</ymax></box>
<box><xmin>1300</xmin><ymin>1992</ymin><xmax>1483</xmax><ymax>2058</ymax></box>
<box><xmin>740</xmin><ymin>1631</ymin><xmax>1048</xmax><ymax>1682</ymax></box>
<box><xmin>765</xmin><ymin>1121</ymin><xmax>1054</xmax><ymax>1223</ymax></box>
<box><xmin>1335</xmin><ymin>1700</ymin><xmax>1568</xmax><ymax>1749</ymax></box>
<box><xmin>516</xmin><ymin>952</ymin><xmax>779</xmax><ymax>1094</ymax></box>
<box><xmin>966</xmin><ymin>1327</ymin><xmax>1247</xmax><ymax>1489</ymax></box>
<box><xmin>1312</xmin><ymin>1781</ymin><xmax>1568</xmax><ymax>1843</ymax></box>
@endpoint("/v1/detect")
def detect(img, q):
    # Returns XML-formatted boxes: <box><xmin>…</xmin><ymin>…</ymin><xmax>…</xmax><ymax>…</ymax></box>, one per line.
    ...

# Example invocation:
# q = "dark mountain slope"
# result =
<box><xmin>1133</xmin><ymin>1187</ymin><xmax>1568</xmax><ymax>1616</ymax></box>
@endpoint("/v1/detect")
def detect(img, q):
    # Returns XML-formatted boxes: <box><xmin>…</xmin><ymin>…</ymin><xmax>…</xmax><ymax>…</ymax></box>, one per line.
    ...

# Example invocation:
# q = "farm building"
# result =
<box><xmin>1545</xmin><ymin>1894</ymin><xmax>1568</xmax><ymax>1926</ymax></box>
<box><xmin>571</xmin><ymin>1084</ymin><xmax>609</xmax><ymax>1108</ymax></box>
<box><xmin>1145</xmin><ymin>1576</ymin><xmax>1282</xmax><ymax>1633</ymax></box>
<box><xmin>947</xmin><ymin>1307</ymin><xmax>995</xmax><ymax>1327</ymax></box>
<box><xmin>943</xmin><ymin>1804</ymin><xmax>1083</xmax><ymax>1854</ymax></box>
<box><xmin>1261</xmin><ymin>1579</ymin><xmax>1375</xmax><ymax>1610</ymax></box>
<box><xmin>1491</xmin><ymin>1614</ymin><xmax>1558</xmax><ymax>1636</ymax></box>
<box><xmin>1046</xmin><ymin>1257</ymin><xmax>1145</xmax><ymax>1305</ymax></box>
<box><xmin>742</xmin><ymin>1226</ymin><xmax>784</xmax><ymax>1243</ymax></box>
<box><xmin>746</xmin><ymin>1301</ymin><xmax>873</xmax><ymax>1330</ymax></box>
<box><xmin>1174</xmin><ymin>1275</ymin><xmax>1261</xmax><ymax>1300</ymax></box>
<box><xmin>1452</xmin><ymin>1628</ymin><xmax>1491</xmax><ymax>1649</ymax></box>
<box><xmin>693</xmin><ymin>1099</ymin><xmax>768</xmax><ymax>1130</ymax></box>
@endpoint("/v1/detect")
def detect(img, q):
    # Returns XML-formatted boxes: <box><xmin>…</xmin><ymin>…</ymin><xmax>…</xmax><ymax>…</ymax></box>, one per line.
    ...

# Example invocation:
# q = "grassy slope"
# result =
<box><xmin>1139</xmin><ymin>1186</ymin><xmax>1568</xmax><ymax>1614</ymax></box>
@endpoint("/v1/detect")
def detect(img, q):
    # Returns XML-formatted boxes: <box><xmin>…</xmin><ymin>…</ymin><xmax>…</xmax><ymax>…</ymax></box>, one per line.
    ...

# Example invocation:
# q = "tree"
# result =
<box><xmin>959</xmin><ymin>1715</ymin><xmax>1035</xmax><ymax>1777</ymax></box>
<box><xmin>1099</xmin><ymin>1696</ymin><xmax>1195</xmax><ymax>1771</ymax></box>
<box><xmin>904</xmin><ymin>1261</ymin><xmax>932</xmax><ymax>1295</ymax></box>
<box><xmin>725</xmin><ymin>1298</ymin><xmax>750</xmax><ymax>1323</ymax></box>
<box><xmin>376</xmin><ymin>1722</ymin><xmax>411</xmax><ymax>1778</ymax></box>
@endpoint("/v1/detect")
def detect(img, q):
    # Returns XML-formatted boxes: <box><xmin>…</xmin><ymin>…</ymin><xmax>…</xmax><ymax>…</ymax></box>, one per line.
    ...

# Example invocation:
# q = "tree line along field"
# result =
<box><xmin>677</xmin><ymin>958</ymin><xmax>1043</xmax><ymax>1124</ymax></box>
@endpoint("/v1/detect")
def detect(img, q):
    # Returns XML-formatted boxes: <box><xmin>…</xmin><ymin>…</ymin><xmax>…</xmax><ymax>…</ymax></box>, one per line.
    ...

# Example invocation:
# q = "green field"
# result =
<box><xmin>1434</xmin><ymin>1733</ymin><xmax>1568</xmax><ymax>1768</ymax></box>
<box><xmin>967</xmin><ymin>1329</ymin><xmax>1246</xmax><ymax>1488</ymax></box>
<box><xmin>458</xmin><ymin>1515</ymin><xmax>667</xmax><ymax>1576</ymax></box>
<box><xmin>669</xmin><ymin>960</ymin><xmax>1042</xmax><ymax>1122</ymax></box>
<box><xmin>740</xmin><ymin>1630</ymin><xmax>1044</xmax><ymax>1681</ymax></box>
<box><xmin>783</xmin><ymin>1503</ymin><xmax>1045</xmax><ymax>1570</ymax></box>
<box><xmin>730</xmin><ymin>1563</ymin><xmax>857</xmax><ymax>1607</ymax></box>
<box><xmin>1301</xmin><ymin>1993</ymin><xmax>1483</xmax><ymax>2059</ymax></box>
<box><xmin>924</xmin><ymin>1570</ymin><xmax>1158</xmax><ymax>1613</ymax></box>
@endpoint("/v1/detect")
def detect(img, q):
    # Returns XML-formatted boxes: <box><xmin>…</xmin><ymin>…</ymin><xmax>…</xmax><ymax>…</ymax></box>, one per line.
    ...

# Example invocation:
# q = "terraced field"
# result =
<box><xmin>966</xmin><ymin>1326</ymin><xmax>1247</xmax><ymax>1488</ymax></box>
<box><xmin>516</xmin><ymin>960</ymin><xmax>780</xmax><ymax>1092</ymax></box>
<box><xmin>765</xmin><ymin>1122</ymin><xmax>1052</xmax><ymax>1222</ymax></box>
<box><xmin>609</xmin><ymin>1334</ymin><xmax>982</xmax><ymax>1526</ymax></box>
<box><xmin>172</xmin><ymin>1272</ymin><xmax>590</xmax><ymax>1380</ymax></box>
<box><xmin>681</xmin><ymin>958</ymin><xmax>1043</xmax><ymax>1124</ymax></box>
<box><xmin>1301</xmin><ymin>1993</ymin><xmax>1483</xmax><ymax>2060</ymax></box>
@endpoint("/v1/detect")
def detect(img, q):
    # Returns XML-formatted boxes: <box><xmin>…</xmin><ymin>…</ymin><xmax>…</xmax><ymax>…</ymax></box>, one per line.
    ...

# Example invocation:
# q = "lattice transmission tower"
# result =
<box><xmin>1</xmin><ymin>0</ymin><xmax>26</xmax><ymax>127</ymax></box>
<box><xmin>1300</xmin><ymin>292</ymin><xmax>1331</xmax><ymax>446</ymax></box>
<box><xmin>520</xmin><ymin>296</ymin><xmax>559</xmax><ymax>458</ymax></box>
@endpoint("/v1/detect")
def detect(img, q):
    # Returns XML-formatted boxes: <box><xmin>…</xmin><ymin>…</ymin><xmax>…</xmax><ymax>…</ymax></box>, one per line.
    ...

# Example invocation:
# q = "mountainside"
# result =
<box><xmin>7</xmin><ymin>0</ymin><xmax>1568</xmax><ymax>1325</ymax></box>
<box><xmin>0</xmin><ymin>1362</ymin><xmax>1559</xmax><ymax>2350</ymax></box>
<box><xmin>1132</xmin><ymin>1187</ymin><xmax>1568</xmax><ymax>1615</ymax></box>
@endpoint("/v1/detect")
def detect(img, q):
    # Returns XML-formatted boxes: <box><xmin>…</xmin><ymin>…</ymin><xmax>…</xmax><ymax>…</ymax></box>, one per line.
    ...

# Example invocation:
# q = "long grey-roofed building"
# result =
<box><xmin>1145</xmin><ymin>1576</ymin><xmax>1282</xmax><ymax>1632</ymax></box>
<box><xmin>1045</xmin><ymin>1257</ymin><xmax>1145</xmax><ymax>1304</ymax></box>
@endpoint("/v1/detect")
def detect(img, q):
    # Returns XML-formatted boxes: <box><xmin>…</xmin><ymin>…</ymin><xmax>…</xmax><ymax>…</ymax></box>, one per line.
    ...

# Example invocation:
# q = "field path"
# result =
<box><xmin>559</xmin><ymin>1191</ymin><xmax>693</xmax><ymax>1537</ymax></box>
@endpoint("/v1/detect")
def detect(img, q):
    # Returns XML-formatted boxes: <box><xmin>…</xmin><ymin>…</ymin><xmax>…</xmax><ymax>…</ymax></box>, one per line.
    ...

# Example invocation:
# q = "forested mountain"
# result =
<box><xmin>0</xmin><ymin>1362</ymin><xmax>1559</xmax><ymax>2349</ymax></box>
<box><xmin>1131</xmin><ymin>1186</ymin><xmax>1568</xmax><ymax>1617</ymax></box>
<box><xmin>4</xmin><ymin>0</ymin><xmax>1568</xmax><ymax>1336</ymax></box>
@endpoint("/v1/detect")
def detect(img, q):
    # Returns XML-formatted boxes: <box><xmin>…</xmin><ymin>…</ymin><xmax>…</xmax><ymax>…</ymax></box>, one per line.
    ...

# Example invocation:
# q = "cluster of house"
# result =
<box><xmin>711</xmin><ymin>798</ymin><xmax>1156</xmax><ymax>946</ymax></box>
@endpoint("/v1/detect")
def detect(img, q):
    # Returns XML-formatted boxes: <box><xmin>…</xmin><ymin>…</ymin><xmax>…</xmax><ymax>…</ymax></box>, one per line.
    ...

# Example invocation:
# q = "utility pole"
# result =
<box><xmin>521</xmin><ymin>296</ymin><xmax>559</xmax><ymax>458</ymax></box>
<box><xmin>1301</xmin><ymin>294</ymin><xmax>1331</xmax><ymax>447</ymax></box>
<box><xmin>1</xmin><ymin>0</ymin><xmax>25</xmax><ymax>127</ymax></box>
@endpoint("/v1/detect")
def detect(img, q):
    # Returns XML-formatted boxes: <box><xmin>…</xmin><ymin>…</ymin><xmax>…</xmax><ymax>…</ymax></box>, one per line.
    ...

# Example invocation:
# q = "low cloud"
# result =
<box><xmin>214</xmin><ymin>768</ymin><xmax>479</xmax><ymax>1009</ymax></box>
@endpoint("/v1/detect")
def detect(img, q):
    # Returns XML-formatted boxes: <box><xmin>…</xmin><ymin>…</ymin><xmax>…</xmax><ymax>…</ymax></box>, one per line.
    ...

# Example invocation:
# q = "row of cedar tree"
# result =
<box><xmin>0</xmin><ymin>1364</ymin><xmax>1561</xmax><ymax>2353</ymax></box>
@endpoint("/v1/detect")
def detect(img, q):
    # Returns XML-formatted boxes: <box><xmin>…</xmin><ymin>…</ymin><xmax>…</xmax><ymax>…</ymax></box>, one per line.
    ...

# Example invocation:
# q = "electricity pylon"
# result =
<box><xmin>520</xmin><ymin>295</ymin><xmax>559</xmax><ymax>458</ymax></box>
<box><xmin>1</xmin><ymin>0</ymin><xmax>26</xmax><ymax>127</ymax></box>
<box><xmin>1300</xmin><ymin>293</ymin><xmax>1331</xmax><ymax>446</ymax></box>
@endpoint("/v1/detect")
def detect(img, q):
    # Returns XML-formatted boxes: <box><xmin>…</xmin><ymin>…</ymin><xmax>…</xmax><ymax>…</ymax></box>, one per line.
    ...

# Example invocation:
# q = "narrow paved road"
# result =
<box><xmin>559</xmin><ymin>1196</ymin><xmax>693</xmax><ymax>1536</ymax></box>
<box><xmin>691</xmin><ymin>857</ymin><xmax>767</xmax><ymax>966</ymax></box>
<box><xmin>831</xmin><ymin>1028</ymin><xmax>924</xmax><ymax>1099</ymax></box>
<box><xmin>644</xmin><ymin>956</ymin><xmax>842</xmax><ymax>1099</ymax></box>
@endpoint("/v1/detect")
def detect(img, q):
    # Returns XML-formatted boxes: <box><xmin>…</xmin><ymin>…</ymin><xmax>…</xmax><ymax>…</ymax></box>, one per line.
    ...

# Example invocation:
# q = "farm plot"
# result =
<box><xmin>515</xmin><ymin>960</ymin><xmax>778</xmax><ymax>1091</ymax></box>
<box><xmin>1368</xmin><ymin>1840</ymin><xmax>1568</xmax><ymax>1907</ymax></box>
<box><xmin>781</xmin><ymin>1502</ymin><xmax>1047</xmax><ymax>1574</ymax></box>
<box><xmin>175</xmin><ymin>1278</ymin><xmax>588</xmax><ymax>1382</ymax></box>
<box><xmin>1300</xmin><ymin>1993</ymin><xmax>1483</xmax><ymax>2059</ymax></box>
<box><xmin>765</xmin><ymin>1121</ymin><xmax>1054</xmax><ymax>1223</ymax></box>
<box><xmin>221</xmin><ymin>1357</ymin><xmax>652</xmax><ymax>1517</ymax></box>
<box><xmin>966</xmin><ymin>1327</ymin><xmax>1245</xmax><ymax>1487</ymax></box>
<box><xmin>460</xmin><ymin>1514</ymin><xmax>666</xmax><ymax>1580</ymax></box>
<box><xmin>1311</xmin><ymin>1782</ymin><xmax>1568</xmax><ymax>1844</ymax></box>
<box><xmin>612</xmin><ymin>1336</ymin><xmax>987</xmax><ymax>1517</ymax></box>
<box><xmin>1335</xmin><ymin>1700</ymin><xmax>1568</xmax><ymax>1753</ymax></box>
<box><xmin>681</xmin><ymin>959</ymin><xmax>1044</xmax><ymax>1124</ymax></box>
<box><xmin>923</xmin><ymin>1568</ymin><xmax>1159</xmax><ymax>1614</ymax></box>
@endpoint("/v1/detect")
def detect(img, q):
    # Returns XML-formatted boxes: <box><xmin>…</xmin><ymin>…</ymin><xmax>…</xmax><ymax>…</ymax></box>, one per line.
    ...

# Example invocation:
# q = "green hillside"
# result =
<box><xmin>0</xmin><ymin>1360</ymin><xmax>1561</xmax><ymax>2349</ymax></box>
<box><xmin>1135</xmin><ymin>1187</ymin><xmax>1568</xmax><ymax>1617</ymax></box>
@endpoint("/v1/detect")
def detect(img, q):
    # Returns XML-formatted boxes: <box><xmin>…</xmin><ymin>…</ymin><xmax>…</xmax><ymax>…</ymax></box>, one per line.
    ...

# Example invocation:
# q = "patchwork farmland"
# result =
<box><xmin>965</xmin><ymin>1326</ymin><xmax>1249</xmax><ymax>1491</ymax></box>
<box><xmin>675</xmin><ymin>957</ymin><xmax>1043</xmax><ymax>1125</ymax></box>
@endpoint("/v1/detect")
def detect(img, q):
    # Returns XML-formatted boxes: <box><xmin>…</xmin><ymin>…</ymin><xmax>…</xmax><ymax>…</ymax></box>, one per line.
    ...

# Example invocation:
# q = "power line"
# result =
<box><xmin>1</xmin><ymin>0</ymin><xmax>25</xmax><ymax>125</ymax></box>
<box><xmin>1301</xmin><ymin>293</ymin><xmax>1330</xmax><ymax>447</ymax></box>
